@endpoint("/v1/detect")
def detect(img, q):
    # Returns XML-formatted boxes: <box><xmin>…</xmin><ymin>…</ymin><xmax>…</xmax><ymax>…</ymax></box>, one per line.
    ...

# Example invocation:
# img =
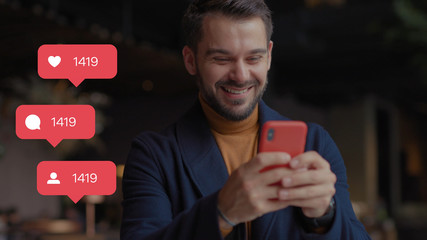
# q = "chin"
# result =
<box><xmin>221</xmin><ymin>103</ymin><xmax>256</xmax><ymax>121</ymax></box>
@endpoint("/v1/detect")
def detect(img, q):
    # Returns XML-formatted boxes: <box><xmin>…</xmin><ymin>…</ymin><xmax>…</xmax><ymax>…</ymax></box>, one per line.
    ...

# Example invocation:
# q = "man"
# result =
<box><xmin>121</xmin><ymin>0</ymin><xmax>371</xmax><ymax>239</ymax></box>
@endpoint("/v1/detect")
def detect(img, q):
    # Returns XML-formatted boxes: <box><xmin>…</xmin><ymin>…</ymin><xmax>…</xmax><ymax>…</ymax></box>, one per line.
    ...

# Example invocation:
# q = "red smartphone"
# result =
<box><xmin>259</xmin><ymin>121</ymin><xmax>308</xmax><ymax>172</ymax></box>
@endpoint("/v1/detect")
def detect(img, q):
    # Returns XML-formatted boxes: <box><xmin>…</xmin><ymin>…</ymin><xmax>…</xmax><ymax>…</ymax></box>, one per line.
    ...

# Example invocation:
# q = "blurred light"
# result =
<box><xmin>10</xmin><ymin>0</ymin><xmax>21</xmax><ymax>10</ymax></box>
<box><xmin>142</xmin><ymin>80</ymin><xmax>154</xmax><ymax>92</ymax></box>
<box><xmin>23</xmin><ymin>219</ymin><xmax>81</xmax><ymax>234</ymax></box>
<box><xmin>47</xmin><ymin>220</ymin><xmax>80</xmax><ymax>234</ymax></box>
<box><xmin>90</xmin><ymin>23</ymin><xmax>101</xmax><ymax>35</ymax></box>
<box><xmin>139</xmin><ymin>41</ymin><xmax>153</xmax><ymax>50</ymax></box>
<box><xmin>95</xmin><ymin>122</ymin><xmax>104</xmax><ymax>134</ymax></box>
<box><xmin>32</xmin><ymin>4</ymin><xmax>43</xmax><ymax>16</ymax></box>
<box><xmin>89</xmin><ymin>92</ymin><xmax>110</xmax><ymax>106</ymax></box>
<box><xmin>125</xmin><ymin>36</ymin><xmax>136</xmax><ymax>46</ymax></box>
<box><xmin>46</xmin><ymin>9</ymin><xmax>57</xmax><ymax>20</ymax></box>
<box><xmin>75</xmin><ymin>17</ymin><xmax>86</xmax><ymax>29</ymax></box>
<box><xmin>84</xmin><ymin>195</ymin><xmax>104</xmax><ymax>204</ymax></box>
<box><xmin>117</xmin><ymin>164</ymin><xmax>125</xmax><ymax>178</ymax></box>
<box><xmin>112</xmin><ymin>31</ymin><xmax>124</xmax><ymax>43</ymax></box>
<box><xmin>99</xmin><ymin>27</ymin><xmax>110</xmax><ymax>40</ymax></box>
<box><xmin>57</xmin><ymin>15</ymin><xmax>68</xmax><ymax>26</ymax></box>
<box><xmin>351</xmin><ymin>201</ymin><xmax>369</xmax><ymax>220</ymax></box>
<box><xmin>383</xmin><ymin>219</ymin><xmax>395</xmax><ymax>231</ymax></box>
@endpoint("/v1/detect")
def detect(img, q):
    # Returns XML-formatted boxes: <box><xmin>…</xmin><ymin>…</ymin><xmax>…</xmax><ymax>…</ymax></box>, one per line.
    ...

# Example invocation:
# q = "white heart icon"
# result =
<box><xmin>48</xmin><ymin>56</ymin><xmax>61</xmax><ymax>67</ymax></box>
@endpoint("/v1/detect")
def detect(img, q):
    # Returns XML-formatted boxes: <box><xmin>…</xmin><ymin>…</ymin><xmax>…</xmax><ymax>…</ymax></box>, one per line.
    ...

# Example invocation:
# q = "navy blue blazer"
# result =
<box><xmin>121</xmin><ymin>100</ymin><xmax>371</xmax><ymax>240</ymax></box>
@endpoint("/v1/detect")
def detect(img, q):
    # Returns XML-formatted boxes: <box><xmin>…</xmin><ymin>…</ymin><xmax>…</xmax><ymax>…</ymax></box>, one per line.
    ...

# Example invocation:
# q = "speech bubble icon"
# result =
<box><xmin>25</xmin><ymin>114</ymin><xmax>41</xmax><ymax>130</ymax></box>
<box><xmin>16</xmin><ymin>105</ymin><xmax>95</xmax><ymax>147</ymax></box>
<box><xmin>38</xmin><ymin>44</ymin><xmax>117</xmax><ymax>87</ymax></box>
<box><xmin>37</xmin><ymin>161</ymin><xmax>116</xmax><ymax>203</ymax></box>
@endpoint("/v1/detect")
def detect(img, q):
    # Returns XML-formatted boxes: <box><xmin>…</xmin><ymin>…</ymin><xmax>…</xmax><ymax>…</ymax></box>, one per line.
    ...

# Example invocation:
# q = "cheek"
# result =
<box><xmin>199</xmin><ymin>64</ymin><xmax>229</xmax><ymax>85</ymax></box>
<box><xmin>251</xmin><ymin>65</ymin><xmax>269</xmax><ymax>83</ymax></box>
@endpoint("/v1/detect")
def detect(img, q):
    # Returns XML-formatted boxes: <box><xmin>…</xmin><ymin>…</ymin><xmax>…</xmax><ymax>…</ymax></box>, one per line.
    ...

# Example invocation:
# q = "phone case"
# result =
<box><xmin>259</xmin><ymin>121</ymin><xmax>308</xmax><ymax>172</ymax></box>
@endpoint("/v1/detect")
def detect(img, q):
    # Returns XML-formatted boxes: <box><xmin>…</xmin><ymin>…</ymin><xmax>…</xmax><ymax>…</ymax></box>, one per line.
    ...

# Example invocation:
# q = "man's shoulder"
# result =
<box><xmin>261</xmin><ymin>103</ymin><xmax>333</xmax><ymax>153</ymax></box>
<box><xmin>306</xmin><ymin>122</ymin><xmax>328</xmax><ymax>137</ymax></box>
<box><xmin>260</xmin><ymin>100</ymin><xmax>328</xmax><ymax>135</ymax></box>
<box><xmin>132</xmin><ymin>121</ymin><xmax>180</xmax><ymax>149</ymax></box>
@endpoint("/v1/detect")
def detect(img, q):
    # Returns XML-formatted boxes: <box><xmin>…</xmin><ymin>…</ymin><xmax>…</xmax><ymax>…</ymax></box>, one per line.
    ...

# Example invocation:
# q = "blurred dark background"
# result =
<box><xmin>1</xmin><ymin>0</ymin><xmax>427</xmax><ymax>239</ymax></box>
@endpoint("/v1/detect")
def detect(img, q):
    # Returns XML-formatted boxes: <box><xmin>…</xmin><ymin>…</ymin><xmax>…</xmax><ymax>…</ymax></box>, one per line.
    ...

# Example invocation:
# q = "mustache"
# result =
<box><xmin>215</xmin><ymin>79</ymin><xmax>259</xmax><ymax>89</ymax></box>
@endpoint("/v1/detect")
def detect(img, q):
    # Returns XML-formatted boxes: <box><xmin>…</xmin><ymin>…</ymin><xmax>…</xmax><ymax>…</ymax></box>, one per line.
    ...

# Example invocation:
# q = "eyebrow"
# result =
<box><xmin>205</xmin><ymin>48</ymin><xmax>267</xmax><ymax>57</ymax></box>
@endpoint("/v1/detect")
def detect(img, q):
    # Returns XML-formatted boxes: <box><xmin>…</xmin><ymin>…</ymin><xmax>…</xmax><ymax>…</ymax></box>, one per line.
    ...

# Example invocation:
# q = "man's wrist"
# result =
<box><xmin>298</xmin><ymin>198</ymin><xmax>336</xmax><ymax>233</ymax></box>
<box><xmin>217</xmin><ymin>206</ymin><xmax>237</xmax><ymax>228</ymax></box>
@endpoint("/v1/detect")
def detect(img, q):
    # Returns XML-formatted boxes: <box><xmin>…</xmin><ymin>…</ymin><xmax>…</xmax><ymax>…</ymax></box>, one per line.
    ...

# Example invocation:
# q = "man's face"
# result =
<box><xmin>183</xmin><ymin>14</ymin><xmax>273</xmax><ymax>121</ymax></box>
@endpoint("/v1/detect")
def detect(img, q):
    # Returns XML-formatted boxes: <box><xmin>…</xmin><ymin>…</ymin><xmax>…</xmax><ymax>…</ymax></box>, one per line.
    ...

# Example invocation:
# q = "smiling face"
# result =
<box><xmin>183</xmin><ymin>14</ymin><xmax>273</xmax><ymax>121</ymax></box>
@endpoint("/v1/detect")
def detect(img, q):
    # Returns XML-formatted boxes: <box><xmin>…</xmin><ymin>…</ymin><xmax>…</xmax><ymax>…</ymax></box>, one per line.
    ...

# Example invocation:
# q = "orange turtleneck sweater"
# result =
<box><xmin>199</xmin><ymin>94</ymin><xmax>259</xmax><ymax>239</ymax></box>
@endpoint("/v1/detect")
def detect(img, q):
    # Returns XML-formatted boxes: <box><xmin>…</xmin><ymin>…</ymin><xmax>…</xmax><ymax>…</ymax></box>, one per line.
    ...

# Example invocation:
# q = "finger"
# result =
<box><xmin>239</xmin><ymin>175</ymin><xmax>293</xmax><ymax>201</ymax></box>
<box><xmin>259</xmin><ymin>198</ymin><xmax>291</xmax><ymax>215</ymax></box>
<box><xmin>280</xmin><ymin>169</ymin><xmax>336</xmax><ymax>188</ymax></box>
<box><xmin>277</xmin><ymin>184</ymin><xmax>336</xmax><ymax>201</ymax></box>
<box><xmin>258</xmin><ymin>166</ymin><xmax>294</xmax><ymax>186</ymax></box>
<box><xmin>289</xmin><ymin>151</ymin><xmax>329</xmax><ymax>170</ymax></box>
<box><xmin>256</xmin><ymin>185</ymin><xmax>286</xmax><ymax>200</ymax></box>
<box><xmin>246</xmin><ymin>152</ymin><xmax>291</xmax><ymax>173</ymax></box>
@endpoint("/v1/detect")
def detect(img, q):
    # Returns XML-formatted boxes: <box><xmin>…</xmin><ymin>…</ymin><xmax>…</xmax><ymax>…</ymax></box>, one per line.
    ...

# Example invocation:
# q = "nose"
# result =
<box><xmin>230</xmin><ymin>60</ymin><xmax>250</xmax><ymax>82</ymax></box>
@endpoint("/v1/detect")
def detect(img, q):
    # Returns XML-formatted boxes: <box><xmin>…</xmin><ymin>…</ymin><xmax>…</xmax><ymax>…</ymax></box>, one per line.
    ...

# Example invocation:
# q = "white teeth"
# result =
<box><xmin>224</xmin><ymin>87</ymin><xmax>249</xmax><ymax>94</ymax></box>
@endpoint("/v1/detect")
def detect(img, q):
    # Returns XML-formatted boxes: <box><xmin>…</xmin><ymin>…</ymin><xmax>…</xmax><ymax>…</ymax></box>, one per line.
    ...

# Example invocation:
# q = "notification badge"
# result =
<box><xmin>37</xmin><ymin>161</ymin><xmax>116</xmax><ymax>203</ymax></box>
<box><xmin>16</xmin><ymin>105</ymin><xmax>95</xmax><ymax>147</ymax></box>
<box><xmin>38</xmin><ymin>44</ymin><xmax>117</xmax><ymax>87</ymax></box>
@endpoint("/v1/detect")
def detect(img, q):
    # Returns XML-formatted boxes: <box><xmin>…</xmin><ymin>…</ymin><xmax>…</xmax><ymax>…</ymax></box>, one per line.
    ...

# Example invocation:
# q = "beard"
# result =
<box><xmin>197</xmin><ymin>74</ymin><xmax>268</xmax><ymax>121</ymax></box>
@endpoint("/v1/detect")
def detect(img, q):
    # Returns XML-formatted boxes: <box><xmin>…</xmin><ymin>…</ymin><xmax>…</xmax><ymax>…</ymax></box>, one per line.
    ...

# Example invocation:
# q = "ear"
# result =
<box><xmin>267</xmin><ymin>40</ymin><xmax>273</xmax><ymax>70</ymax></box>
<box><xmin>182</xmin><ymin>45</ymin><xmax>197</xmax><ymax>75</ymax></box>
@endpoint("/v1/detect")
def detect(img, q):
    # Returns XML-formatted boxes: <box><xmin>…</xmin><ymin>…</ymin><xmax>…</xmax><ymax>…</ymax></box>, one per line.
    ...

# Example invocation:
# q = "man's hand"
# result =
<box><xmin>277</xmin><ymin>151</ymin><xmax>337</xmax><ymax>218</ymax></box>
<box><xmin>217</xmin><ymin>152</ymin><xmax>295</xmax><ymax>228</ymax></box>
<box><xmin>217</xmin><ymin>151</ymin><xmax>337</xmax><ymax>229</ymax></box>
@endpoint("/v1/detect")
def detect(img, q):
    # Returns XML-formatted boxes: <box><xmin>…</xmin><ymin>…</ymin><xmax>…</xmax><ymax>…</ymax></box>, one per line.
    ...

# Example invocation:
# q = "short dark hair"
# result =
<box><xmin>182</xmin><ymin>0</ymin><xmax>273</xmax><ymax>50</ymax></box>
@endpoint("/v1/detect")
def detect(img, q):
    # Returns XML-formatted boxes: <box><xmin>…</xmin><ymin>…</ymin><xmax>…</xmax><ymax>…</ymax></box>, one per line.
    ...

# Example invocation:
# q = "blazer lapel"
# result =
<box><xmin>176</xmin><ymin>101</ymin><xmax>229</xmax><ymax>197</ymax></box>
<box><xmin>252</xmin><ymin>101</ymin><xmax>289</xmax><ymax>239</ymax></box>
<box><xmin>258</xmin><ymin>100</ymin><xmax>288</xmax><ymax>126</ymax></box>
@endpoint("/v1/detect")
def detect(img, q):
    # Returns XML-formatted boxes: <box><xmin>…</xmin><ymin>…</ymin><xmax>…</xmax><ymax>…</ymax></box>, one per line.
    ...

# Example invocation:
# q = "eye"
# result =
<box><xmin>213</xmin><ymin>57</ymin><xmax>231</xmax><ymax>64</ymax></box>
<box><xmin>247</xmin><ymin>56</ymin><xmax>263</xmax><ymax>64</ymax></box>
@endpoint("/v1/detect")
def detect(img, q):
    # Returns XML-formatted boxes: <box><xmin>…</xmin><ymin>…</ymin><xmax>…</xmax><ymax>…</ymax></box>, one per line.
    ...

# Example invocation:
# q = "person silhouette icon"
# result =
<box><xmin>47</xmin><ymin>172</ymin><xmax>60</xmax><ymax>184</ymax></box>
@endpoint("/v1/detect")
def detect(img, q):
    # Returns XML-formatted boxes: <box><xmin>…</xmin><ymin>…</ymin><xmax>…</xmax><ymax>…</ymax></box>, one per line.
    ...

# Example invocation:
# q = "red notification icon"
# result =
<box><xmin>16</xmin><ymin>105</ymin><xmax>95</xmax><ymax>147</ymax></box>
<box><xmin>38</xmin><ymin>44</ymin><xmax>117</xmax><ymax>87</ymax></box>
<box><xmin>37</xmin><ymin>161</ymin><xmax>116</xmax><ymax>203</ymax></box>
